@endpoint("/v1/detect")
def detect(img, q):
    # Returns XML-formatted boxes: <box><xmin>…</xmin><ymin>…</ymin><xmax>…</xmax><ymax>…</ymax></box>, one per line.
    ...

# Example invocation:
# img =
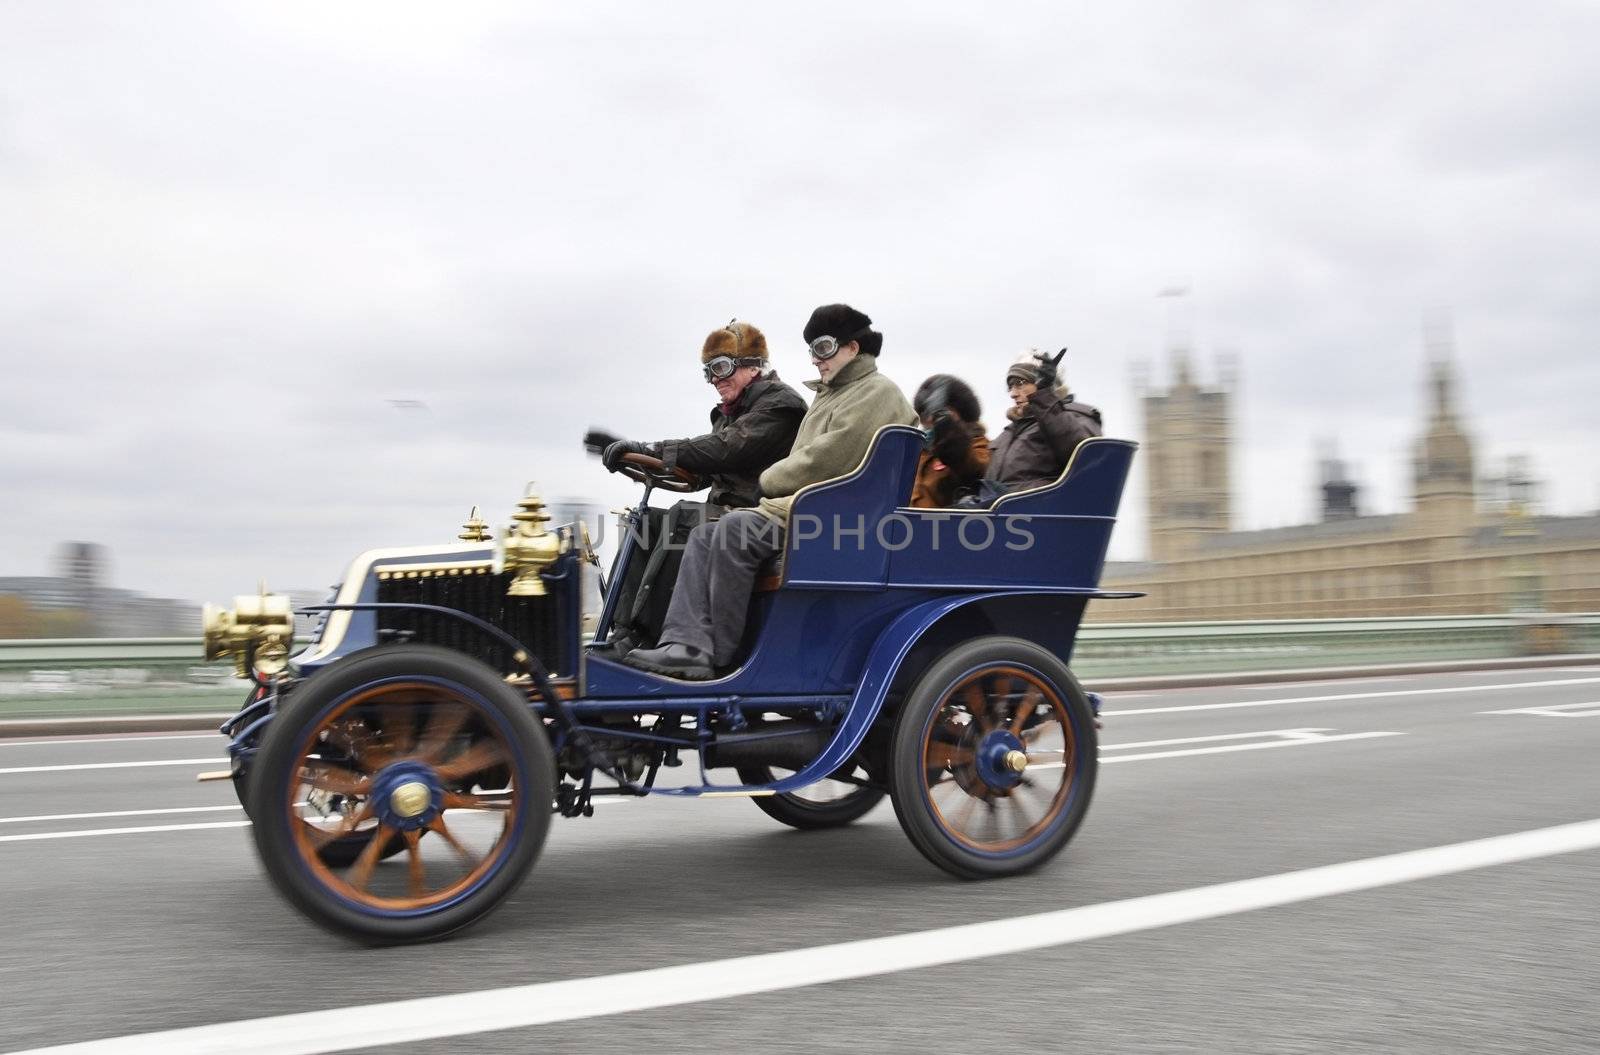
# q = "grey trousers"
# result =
<box><xmin>659</xmin><ymin>508</ymin><xmax>785</xmax><ymax>667</ymax></box>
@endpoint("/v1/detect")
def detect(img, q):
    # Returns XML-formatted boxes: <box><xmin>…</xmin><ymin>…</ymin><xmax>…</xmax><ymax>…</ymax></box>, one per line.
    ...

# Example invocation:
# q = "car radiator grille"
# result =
<box><xmin>374</xmin><ymin>570</ymin><xmax>571</xmax><ymax>677</ymax></box>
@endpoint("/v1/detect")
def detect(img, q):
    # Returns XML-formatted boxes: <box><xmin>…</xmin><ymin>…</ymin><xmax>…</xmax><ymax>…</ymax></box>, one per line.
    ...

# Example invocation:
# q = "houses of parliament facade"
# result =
<box><xmin>1097</xmin><ymin>341</ymin><xmax>1600</xmax><ymax>621</ymax></box>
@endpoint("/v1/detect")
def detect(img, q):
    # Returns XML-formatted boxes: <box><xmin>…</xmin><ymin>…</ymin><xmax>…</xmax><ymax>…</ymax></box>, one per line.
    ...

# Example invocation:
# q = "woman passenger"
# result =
<box><xmin>911</xmin><ymin>375</ymin><xmax>990</xmax><ymax>507</ymax></box>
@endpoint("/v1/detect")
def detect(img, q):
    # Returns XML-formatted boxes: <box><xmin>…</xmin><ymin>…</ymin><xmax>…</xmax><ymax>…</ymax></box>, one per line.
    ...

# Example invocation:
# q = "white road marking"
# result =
<box><xmin>1101</xmin><ymin>727</ymin><xmax>1335</xmax><ymax>751</ymax></box>
<box><xmin>0</xmin><ymin>805</ymin><xmax>243</xmax><ymax>826</ymax></box>
<box><xmin>1464</xmin><ymin>666</ymin><xmax>1600</xmax><ymax>675</ymax></box>
<box><xmin>21</xmin><ymin>817</ymin><xmax>1600</xmax><ymax>1055</ymax></box>
<box><xmin>1227</xmin><ymin>675</ymin><xmax>1423</xmax><ymax>689</ymax></box>
<box><xmin>1100</xmin><ymin>731</ymin><xmax>1402</xmax><ymax>764</ymax></box>
<box><xmin>1033</xmin><ymin>727</ymin><xmax>1401</xmax><ymax>768</ymax></box>
<box><xmin>1104</xmin><ymin>676</ymin><xmax>1600</xmax><ymax>717</ymax></box>
<box><xmin>1480</xmin><ymin>701</ymin><xmax>1600</xmax><ymax>718</ymax></box>
<box><xmin>0</xmin><ymin>758</ymin><xmax>223</xmax><ymax>776</ymax></box>
<box><xmin>0</xmin><ymin>821</ymin><xmax>251</xmax><ymax>844</ymax></box>
<box><xmin>0</xmin><ymin>734</ymin><xmax>220</xmax><ymax>749</ymax></box>
<box><xmin>0</xmin><ymin>798</ymin><xmax>638</xmax><ymax>843</ymax></box>
<box><xmin>0</xmin><ymin>727</ymin><xmax>1382</xmax><ymax>833</ymax></box>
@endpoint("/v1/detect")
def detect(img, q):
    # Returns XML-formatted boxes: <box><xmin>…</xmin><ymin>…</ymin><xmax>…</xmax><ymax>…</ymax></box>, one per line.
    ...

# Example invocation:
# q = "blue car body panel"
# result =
<box><xmin>241</xmin><ymin>429</ymin><xmax>1137</xmax><ymax>798</ymax></box>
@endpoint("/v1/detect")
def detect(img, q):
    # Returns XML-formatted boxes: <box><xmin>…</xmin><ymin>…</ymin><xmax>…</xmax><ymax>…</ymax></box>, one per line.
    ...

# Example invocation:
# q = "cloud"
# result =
<box><xmin>2</xmin><ymin>0</ymin><xmax>1597</xmax><ymax>604</ymax></box>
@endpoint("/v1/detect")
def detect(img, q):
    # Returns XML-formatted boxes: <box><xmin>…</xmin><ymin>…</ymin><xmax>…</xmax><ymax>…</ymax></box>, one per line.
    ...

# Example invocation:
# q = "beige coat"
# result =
<box><xmin>756</xmin><ymin>355</ymin><xmax>917</xmax><ymax>523</ymax></box>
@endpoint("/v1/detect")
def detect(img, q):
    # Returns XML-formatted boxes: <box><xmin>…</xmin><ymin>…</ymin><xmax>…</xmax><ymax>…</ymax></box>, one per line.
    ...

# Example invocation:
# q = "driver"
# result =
<box><xmin>584</xmin><ymin>320</ymin><xmax>807</xmax><ymax>654</ymax></box>
<box><xmin>584</xmin><ymin>320</ymin><xmax>807</xmax><ymax>510</ymax></box>
<box><xmin>621</xmin><ymin>303</ymin><xmax>916</xmax><ymax>679</ymax></box>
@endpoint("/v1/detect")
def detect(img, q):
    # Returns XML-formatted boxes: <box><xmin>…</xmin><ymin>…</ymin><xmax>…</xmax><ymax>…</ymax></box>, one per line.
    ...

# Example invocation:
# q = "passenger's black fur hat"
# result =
<box><xmin>803</xmin><ymin>303</ymin><xmax>881</xmax><ymax>356</ymax></box>
<box><xmin>914</xmin><ymin>374</ymin><xmax>982</xmax><ymax>423</ymax></box>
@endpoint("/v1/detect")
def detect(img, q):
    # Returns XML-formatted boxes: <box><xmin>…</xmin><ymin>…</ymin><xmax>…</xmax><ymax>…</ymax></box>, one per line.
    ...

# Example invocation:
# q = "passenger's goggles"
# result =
<box><xmin>702</xmin><ymin>355</ymin><xmax>764</xmax><ymax>382</ymax></box>
<box><xmin>808</xmin><ymin>327</ymin><xmax>869</xmax><ymax>361</ymax></box>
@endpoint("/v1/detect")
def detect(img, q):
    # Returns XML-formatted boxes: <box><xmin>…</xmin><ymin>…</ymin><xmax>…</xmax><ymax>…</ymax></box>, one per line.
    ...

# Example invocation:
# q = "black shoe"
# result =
<box><xmin>620</xmin><ymin>642</ymin><xmax>716</xmax><ymax>680</ymax></box>
<box><xmin>593</xmin><ymin>632</ymin><xmax>637</xmax><ymax>655</ymax></box>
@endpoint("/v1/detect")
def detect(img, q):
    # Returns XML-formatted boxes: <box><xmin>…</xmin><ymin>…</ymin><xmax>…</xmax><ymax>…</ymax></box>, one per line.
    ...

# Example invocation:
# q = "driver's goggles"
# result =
<box><xmin>702</xmin><ymin>355</ymin><xmax>764</xmax><ymax>382</ymax></box>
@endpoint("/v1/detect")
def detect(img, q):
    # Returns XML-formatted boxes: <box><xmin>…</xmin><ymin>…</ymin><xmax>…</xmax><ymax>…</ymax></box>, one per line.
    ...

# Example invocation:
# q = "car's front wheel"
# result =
<box><xmin>249</xmin><ymin>645</ymin><xmax>553</xmax><ymax>943</ymax></box>
<box><xmin>234</xmin><ymin>764</ymin><xmax>406</xmax><ymax>869</ymax></box>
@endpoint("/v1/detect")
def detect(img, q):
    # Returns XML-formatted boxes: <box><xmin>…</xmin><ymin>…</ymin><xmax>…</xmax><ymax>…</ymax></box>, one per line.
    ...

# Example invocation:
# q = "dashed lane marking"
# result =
<box><xmin>1104</xmin><ymin>676</ymin><xmax>1600</xmax><ymax>717</ymax></box>
<box><xmin>0</xmin><ymin>725</ymin><xmax>1387</xmax><ymax>843</ymax></box>
<box><xmin>19</xmin><ymin>817</ymin><xmax>1600</xmax><ymax>1055</ymax></box>
<box><xmin>1099</xmin><ymin>731</ymin><xmax>1401</xmax><ymax>764</ymax></box>
<box><xmin>0</xmin><ymin>820</ymin><xmax>251</xmax><ymax>843</ymax></box>
<box><xmin>1026</xmin><ymin>728</ymin><xmax>1401</xmax><ymax>769</ymax></box>
<box><xmin>0</xmin><ymin>805</ymin><xmax>243</xmax><ymax>826</ymax></box>
<box><xmin>0</xmin><ymin>758</ymin><xmax>222</xmax><ymax>776</ymax></box>
<box><xmin>1480</xmin><ymin>701</ymin><xmax>1600</xmax><ymax>718</ymax></box>
<box><xmin>1102</xmin><ymin>727</ymin><xmax>1337</xmax><ymax>751</ymax></box>
<box><xmin>0</xmin><ymin>800</ymin><xmax>642</xmax><ymax>843</ymax></box>
<box><xmin>0</xmin><ymin>733</ymin><xmax>219</xmax><ymax>749</ymax></box>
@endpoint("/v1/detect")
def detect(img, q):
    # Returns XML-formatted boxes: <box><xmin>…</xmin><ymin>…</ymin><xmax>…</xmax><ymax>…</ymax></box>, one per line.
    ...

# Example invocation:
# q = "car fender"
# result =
<box><xmin>707</xmin><ymin>592</ymin><xmax>1012</xmax><ymax>796</ymax></box>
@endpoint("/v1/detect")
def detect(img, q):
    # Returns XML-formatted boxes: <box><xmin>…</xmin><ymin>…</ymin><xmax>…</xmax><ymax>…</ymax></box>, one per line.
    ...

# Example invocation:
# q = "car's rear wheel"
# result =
<box><xmin>249</xmin><ymin>645</ymin><xmax>553</xmax><ymax>943</ymax></box>
<box><xmin>735</xmin><ymin>763</ymin><xmax>885</xmax><ymax>830</ymax></box>
<box><xmin>888</xmin><ymin>636</ymin><xmax>1095</xmax><ymax>879</ymax></box>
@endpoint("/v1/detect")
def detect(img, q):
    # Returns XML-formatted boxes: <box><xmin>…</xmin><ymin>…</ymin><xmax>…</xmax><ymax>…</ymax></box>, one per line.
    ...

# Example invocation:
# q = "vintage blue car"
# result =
<box><xmin>203</xmin><ymin>426</ymin><xmax>1138</xmax><ymax>942</ymax></box>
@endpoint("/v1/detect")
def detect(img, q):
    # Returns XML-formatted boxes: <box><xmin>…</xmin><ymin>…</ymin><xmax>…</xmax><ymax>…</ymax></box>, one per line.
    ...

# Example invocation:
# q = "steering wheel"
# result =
<box><xmin>617</xmin><ymin>452</ymin><xmax>703</xmax><ymax>493</ymax></box>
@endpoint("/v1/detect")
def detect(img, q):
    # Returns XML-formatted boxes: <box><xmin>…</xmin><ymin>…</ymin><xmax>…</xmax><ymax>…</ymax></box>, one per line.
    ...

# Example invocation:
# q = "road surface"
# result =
<box><xmin>2</xmin><ymin>666</ymin><xmax>1597</xmax><ymax>1053</ymax></box>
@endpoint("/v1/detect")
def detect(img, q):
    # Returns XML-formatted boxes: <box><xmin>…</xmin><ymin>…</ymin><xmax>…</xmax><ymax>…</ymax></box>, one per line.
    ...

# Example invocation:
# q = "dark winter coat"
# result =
<box><xmin>911</xmin><ymin>421</ymin><xmax>991</xmax><ymax>508</ymax></box>
<box><xmin>985</xmin><ymin>390</ymin><xmax>1103</xmax><ymax>494</ymax></box>
<box><xmin>659</xmin><ymin>374</ymin><xmax>808</xmax><ymax>509</ymax></box>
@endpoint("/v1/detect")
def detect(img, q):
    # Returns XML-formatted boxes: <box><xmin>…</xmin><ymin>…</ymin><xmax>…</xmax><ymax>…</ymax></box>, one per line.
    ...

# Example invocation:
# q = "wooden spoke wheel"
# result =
<box><xmin>735</xmin><ymin>763</ymin><xmax>885</xmax><ymax>830</ymax></box>
<box><xmin>232</xmin><ymin>768</ymin><xmax>405</xmax><ymax>868</ymax></box>
<box><xmin>249</xmin><ymin>645</ymin><xmax>554</xmax><ymax>943</ymax></box>
<box><xmin>889</xmin><ymin>636</ymin><xmax>1096</xmax><ymax>879</ymax></box>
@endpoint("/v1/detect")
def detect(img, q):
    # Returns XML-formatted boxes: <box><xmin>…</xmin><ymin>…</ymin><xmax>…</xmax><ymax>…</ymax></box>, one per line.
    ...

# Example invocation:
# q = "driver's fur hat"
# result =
<box><xmin>702</xmin><ymin>320</ymin><xmax>768</xmax><ymax>365</ymax></box>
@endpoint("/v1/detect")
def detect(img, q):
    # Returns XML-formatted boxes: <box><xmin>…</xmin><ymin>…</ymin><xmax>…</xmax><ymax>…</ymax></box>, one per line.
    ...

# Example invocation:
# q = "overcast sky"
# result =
<box><xmin>3</xmin><ymin>1</ymin><xmax>1597</xmax><ymax>606</ymax></box>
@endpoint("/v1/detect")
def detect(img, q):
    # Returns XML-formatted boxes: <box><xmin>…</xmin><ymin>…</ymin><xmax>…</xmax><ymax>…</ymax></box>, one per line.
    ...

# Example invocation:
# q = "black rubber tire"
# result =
<box><xmin>888</xmin><ymin>635</ymin><xmax>1096</xmax><ymax>879</ymax></box>
<box><xmin>735</xmin><ymin>764</ymin><xmax>885</xmax><ymax>830</ymax></box>
<box><xmin>249</xmin><ymin>645</ymin><xmax>554</xmax><ymax>944</ymax></box>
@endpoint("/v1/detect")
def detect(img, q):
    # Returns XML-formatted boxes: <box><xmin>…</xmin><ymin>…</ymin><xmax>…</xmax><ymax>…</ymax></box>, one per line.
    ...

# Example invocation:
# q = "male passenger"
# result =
<box><xmin>984</xmin><ymin>349</ymin><xmax>1102</xmax><ymax>496</ymax></box>
<box><xmin>621</xmin><ymin>304</ymin><xmax>917</xmax><ymax>679</ymax></box>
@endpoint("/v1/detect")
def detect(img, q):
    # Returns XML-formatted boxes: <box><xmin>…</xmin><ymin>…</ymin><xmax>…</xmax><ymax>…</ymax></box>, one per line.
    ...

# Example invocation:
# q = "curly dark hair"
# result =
<box><xmin>913</xmin><ymin>374</ymin><xmax>981</xmax><ymax>423</ymax></box>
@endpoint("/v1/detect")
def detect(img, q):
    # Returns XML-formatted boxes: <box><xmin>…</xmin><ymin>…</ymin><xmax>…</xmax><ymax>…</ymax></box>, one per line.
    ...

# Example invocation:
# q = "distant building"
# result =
<box><xmin>1318</xmin><ymin>446</ymin><xmax>1361</xmax><ymax>522</ymax></box>
<box><xmin>0</xmin><ymin>543</ymin><xmax>197</xmax><ymax>637</ymax></box>
<box><xmin>0</xmin><ymin>576</ymin><xmax>82</xmax><ymax>611</ymax></box>
<box><xmin>1141</xmin><ymin>349</ymin><xmax>1233</xmax><ymax>562</ymax></box>
<box><xmin>95</xmin><ymin>590</ymin><xmax>200</xmax><ymax>637</ymax></box>
<box><xmin>1100</xmin><ymin>340</ymin><xmax>1600</xmax><ymax>620</ymax></box>
<box><xmin>57</xmin><ymin>541</ymin><xmax>107</xmax><ymax>611</ymax></box>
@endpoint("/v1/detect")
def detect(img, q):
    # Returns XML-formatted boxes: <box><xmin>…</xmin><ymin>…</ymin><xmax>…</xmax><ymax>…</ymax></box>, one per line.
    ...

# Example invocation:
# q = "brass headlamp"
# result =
<box><xmin>202</xmin><ymin>585</ymin><xmax>296</xmax><ymax>678</ymax></box>
<box><xmin>494</xmin><ymin>485</ymin><xmax>562</xmax><ymax>597</ymax></box>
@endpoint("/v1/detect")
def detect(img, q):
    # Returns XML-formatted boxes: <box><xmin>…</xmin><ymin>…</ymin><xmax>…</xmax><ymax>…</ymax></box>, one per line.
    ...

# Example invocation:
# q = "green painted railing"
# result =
<box><xmin>1</xmin><ymin>613</ymin><xmax>1596</xmax><ymax>720</ymax></box>
<box><xmin>1071</xmin><ymin>613</ymin><xmax>1600</xmax><ymax>677</ymax></box>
